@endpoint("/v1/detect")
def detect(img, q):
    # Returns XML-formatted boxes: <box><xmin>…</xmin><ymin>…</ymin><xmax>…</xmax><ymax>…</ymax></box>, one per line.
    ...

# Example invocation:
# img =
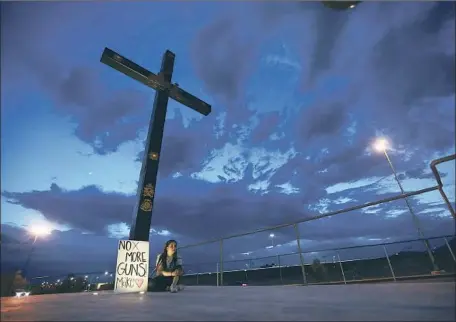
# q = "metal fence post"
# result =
<box><xmin>430</xmin><ymin>154</ymin><xmax>456</xmax><ymax>218</ymax></box>
<box><xmin>293</xmin><ymin>224</ymin><xmax>307</xmax><ymax>285</ymax></box>
<box><xmin>220</xmin><ymin>239</ymin><xmax>224</xmax><ymax>286</ymax></box>
<box><xmin>336</xmin><ymin>251</ymin><xmax>347</xmax><ymax>284</ymax></box>
<box><xmin>438</xmin><ymin>186</ymin><xmax>456</xmax><ymax>219</ymax></box>
<box><xmin>196</xmin><ymin>273</ymin><xmax>199</xmax><ymax>285</ymax></box>
<box><xmin>383</xmin><ymin>245</ymin><xmax>396</xmax><ymax>281</ymax></box>
<box><xmin>278</xmin><ymin>254</ymin><xmax>283</xmax><ymax>284</ymax></box>
<box><xmin>444</xmin><ymin>237</ymin><xmax>456</xmax><ymax>263</ymax></box>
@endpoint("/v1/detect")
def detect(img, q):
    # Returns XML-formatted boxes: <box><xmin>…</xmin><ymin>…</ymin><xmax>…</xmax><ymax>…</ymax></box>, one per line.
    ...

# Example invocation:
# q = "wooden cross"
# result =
<box><xmin>100</xmin><ymin>48</ymin><xmax>212</xmax><ymax>241</ymax></box>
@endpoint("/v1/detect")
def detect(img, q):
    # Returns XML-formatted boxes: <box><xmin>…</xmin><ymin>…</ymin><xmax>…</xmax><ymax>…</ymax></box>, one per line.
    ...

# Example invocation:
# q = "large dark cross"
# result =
<box><xmin>100</xmin><ymin>48</ymin><xmax>211</xmax><ymax>241</ymax></box>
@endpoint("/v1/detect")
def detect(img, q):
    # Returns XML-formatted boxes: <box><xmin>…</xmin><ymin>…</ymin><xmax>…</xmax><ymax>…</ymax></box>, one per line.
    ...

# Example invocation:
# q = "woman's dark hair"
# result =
<box><xmin>158</xmin><ymin>239</ymin><xmax>178</xmax><ymax>270</ymax></box>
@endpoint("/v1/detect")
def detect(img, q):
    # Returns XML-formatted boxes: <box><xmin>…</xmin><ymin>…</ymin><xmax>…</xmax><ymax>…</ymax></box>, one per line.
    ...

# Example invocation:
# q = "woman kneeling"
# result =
<box><xmin>149</xmin><ymin>239</ymin><xmax>184</xmax><ymax>293</ymax></box>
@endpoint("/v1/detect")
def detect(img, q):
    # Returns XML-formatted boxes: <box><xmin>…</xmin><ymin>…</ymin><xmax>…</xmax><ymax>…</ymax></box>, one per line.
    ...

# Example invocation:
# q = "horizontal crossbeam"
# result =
<box><xmin>100</xmin><ymin>47</ymin><xmax>211</xmax><ymax>116</ymax></box>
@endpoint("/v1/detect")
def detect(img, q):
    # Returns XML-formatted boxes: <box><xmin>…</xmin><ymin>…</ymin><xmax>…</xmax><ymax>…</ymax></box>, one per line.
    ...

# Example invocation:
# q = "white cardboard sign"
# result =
<box><xmin>114</xmin><ymin>240</ymin><xmax>149</xmax><ymax>293</ymax></box>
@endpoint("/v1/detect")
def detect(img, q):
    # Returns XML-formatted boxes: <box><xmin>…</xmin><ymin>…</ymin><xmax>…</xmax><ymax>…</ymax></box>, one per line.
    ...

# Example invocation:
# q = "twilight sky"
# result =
<box><xmin>1</xmin><ymin>1</ymin><xmax>455</xmax><ymax>277</ymax></box>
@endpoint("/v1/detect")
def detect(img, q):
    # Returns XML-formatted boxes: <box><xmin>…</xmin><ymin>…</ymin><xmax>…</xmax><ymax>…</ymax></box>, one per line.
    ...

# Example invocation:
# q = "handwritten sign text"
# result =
<box><xmin>114</xmin><ymin>240</ymin><xmax>149</xmax><ymax>293</ymax></box>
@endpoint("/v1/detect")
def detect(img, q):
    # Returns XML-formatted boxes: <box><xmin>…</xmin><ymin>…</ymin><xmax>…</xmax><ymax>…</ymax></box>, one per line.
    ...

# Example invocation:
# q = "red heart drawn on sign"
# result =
<box><xmin>135</xmin><ymin>279</ymin><xmax>144</xmax><ymax>288</ymax></box>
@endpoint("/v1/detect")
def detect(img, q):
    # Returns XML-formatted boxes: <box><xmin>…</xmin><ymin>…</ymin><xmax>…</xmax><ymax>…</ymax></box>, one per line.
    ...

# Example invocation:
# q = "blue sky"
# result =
<box><xmin>1</xmin><ymin>1</ymin><xmax>455</xmax><ymax>276</ymax></box>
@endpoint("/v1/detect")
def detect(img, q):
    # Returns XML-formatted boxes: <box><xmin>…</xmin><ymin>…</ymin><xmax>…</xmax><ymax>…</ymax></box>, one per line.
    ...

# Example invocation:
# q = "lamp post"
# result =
<box><xmin>22</xmin><ymin>225</ymin><xmax>52</xmax><ymax>278</ymax></box>
<box><xmin>269</xmin><ymin>233</ymin><xmax>275</xmax><ymax>248</ymax></box>
<box><xmin>373</xmin><ymin>138</ymin><xmax>439</xmax><ymax>272</ymax></box>
<box><xmin>8</xmin><ymin>224</ymin><xmax>51</xmax><ymax>296</ymax></box>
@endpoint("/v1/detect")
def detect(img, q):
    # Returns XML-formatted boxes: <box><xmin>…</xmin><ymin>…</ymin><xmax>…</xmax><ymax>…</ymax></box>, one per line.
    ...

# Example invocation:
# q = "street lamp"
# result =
<box><xmin>269</xmin><ymin>233</ymin><xmax>275</xmax><ymax>247</ymax></box>
<box><xmin>372</xmin><ymin>138</ymin><xmax>439</xmax><ymax>272</ymax></box>
<box><xmin>28</xmin><ymin>225</ymin><xmax>52</xmax><ymax>243</ymax></box>
<box><xmin>8</xmin><ymin>224</ymin><xmax>52</xmax><ymax>296</ymax></box>
<box><xmin>22</xmin><ymin>224</ymin><xmax>52</xmax><ymax>278</ymax></box>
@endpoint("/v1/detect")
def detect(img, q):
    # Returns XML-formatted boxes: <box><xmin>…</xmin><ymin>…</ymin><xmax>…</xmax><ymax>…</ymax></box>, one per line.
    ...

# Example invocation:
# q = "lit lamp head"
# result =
<box><xmin>28</xmin><ymin>224</ymin><xmax>52</xmax><ymax>241</ymax></box>
<box><xmin>269</xmin><ymin>233</ymin><xmax>275</xmax><ymax>238</ymax></box>
<box><xmin>373</xmin><ymin>138</ymin><xmax>389</xmax><ymax>153</ymax></box>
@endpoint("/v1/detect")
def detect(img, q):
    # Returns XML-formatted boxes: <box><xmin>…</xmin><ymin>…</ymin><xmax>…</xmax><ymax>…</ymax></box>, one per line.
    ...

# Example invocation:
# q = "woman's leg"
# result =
<box><xmin>171</xmin><ymin>276</ymin><xmax>180</xmax><ymax>286</ymax></box>
<box><xmin>148</xmin><ymin>276</ymin><xmax>173</xmax><ymax>292</ymax></box>
<box><xmin>170</xmin><ymin>275</ymin><xmax>183</xmax><ymax>292</ymax></box>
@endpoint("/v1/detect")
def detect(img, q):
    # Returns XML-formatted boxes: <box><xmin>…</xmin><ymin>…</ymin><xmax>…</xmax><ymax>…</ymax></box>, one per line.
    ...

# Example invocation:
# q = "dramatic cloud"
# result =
<box><xmin>192</xmin><ymin>1</ymin><xmax>455</xmax><ymax>165</ymax></box>
<box><xmin>2</xmin><ymin>2</ymin><xmax>155</xmax><ymax>154</ymax></box>
<box><xmin>3</xmin><ymin>175</ymin><xmax>454</xmax><ymax>248</ymax></box>
<box><xmin>135</xmin><ymin>109</ymin><xmax>222</xmax><ymax>178</ymax></box>
<box><xmin>251</xmin><ymin>111</ymin><xmax>282</xmax><ymax>144</ymax></box>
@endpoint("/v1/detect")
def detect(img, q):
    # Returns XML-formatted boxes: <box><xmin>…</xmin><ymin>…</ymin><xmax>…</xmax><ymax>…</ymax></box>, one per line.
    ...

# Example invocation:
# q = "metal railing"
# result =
<box><xmin>177</xmin><ymin>154</ymin><xmax>455</xmax><ymax>286</ymax></box>
<box><xmin>27</xmin><ymin>234</ymin><xmax>456</xmax><ymax>291</ymax></box>
<box><xmin>180</xmin><ymin>234</ymin><xmax>455</xmax><ymax>286</ymax></box>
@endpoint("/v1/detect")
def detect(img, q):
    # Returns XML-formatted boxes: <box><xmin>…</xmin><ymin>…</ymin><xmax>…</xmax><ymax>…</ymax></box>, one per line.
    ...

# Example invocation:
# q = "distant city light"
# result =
<box><xmin>349</xmin><ymin>5</ymin><xmax>355</xmax><ymax>8</ymax></box>
<box><xmin>104</xmin><ymin>271</ymin><xmax>108</xmax><ymax>275</ymax></box>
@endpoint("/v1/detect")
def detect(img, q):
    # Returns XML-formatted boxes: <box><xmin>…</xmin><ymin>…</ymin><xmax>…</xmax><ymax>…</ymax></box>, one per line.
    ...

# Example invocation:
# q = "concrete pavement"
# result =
<box><xmin>1</xmin><ymin>283</ymin><xmax>455</xmax><ymax>321</ymax></box>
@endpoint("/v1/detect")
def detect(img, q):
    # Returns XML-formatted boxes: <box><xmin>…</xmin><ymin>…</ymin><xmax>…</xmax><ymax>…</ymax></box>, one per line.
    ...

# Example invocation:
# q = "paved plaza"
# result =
<box><xmin>1</xmin><ymin>283</ymin><xmax>455</xmax><ymax>321</ymax></box>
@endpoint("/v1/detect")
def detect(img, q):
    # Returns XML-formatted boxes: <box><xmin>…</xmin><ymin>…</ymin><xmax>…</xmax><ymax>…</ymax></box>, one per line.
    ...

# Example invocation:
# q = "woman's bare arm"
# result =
<box><xmin>156</xmin><ymin>265</ymin><xmax>163</xmax><ymax>276</ymax></box>
<box><xmin>173</xmin><ymin>256</ymin><xmax>184</xmax><ymax>276</ymax></box>
<box><xmin>173</xmin><ymin>268</ymin><xmax>183</xmax><ymax>276</ymax></box>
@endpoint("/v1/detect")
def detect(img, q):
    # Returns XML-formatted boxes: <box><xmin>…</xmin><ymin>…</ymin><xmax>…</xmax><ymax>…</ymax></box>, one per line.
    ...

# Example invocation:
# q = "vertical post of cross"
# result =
<box><xmin>129</xmin><ymin>51</ymin><xmax>174</xmax><ymax>241</ymax></box>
